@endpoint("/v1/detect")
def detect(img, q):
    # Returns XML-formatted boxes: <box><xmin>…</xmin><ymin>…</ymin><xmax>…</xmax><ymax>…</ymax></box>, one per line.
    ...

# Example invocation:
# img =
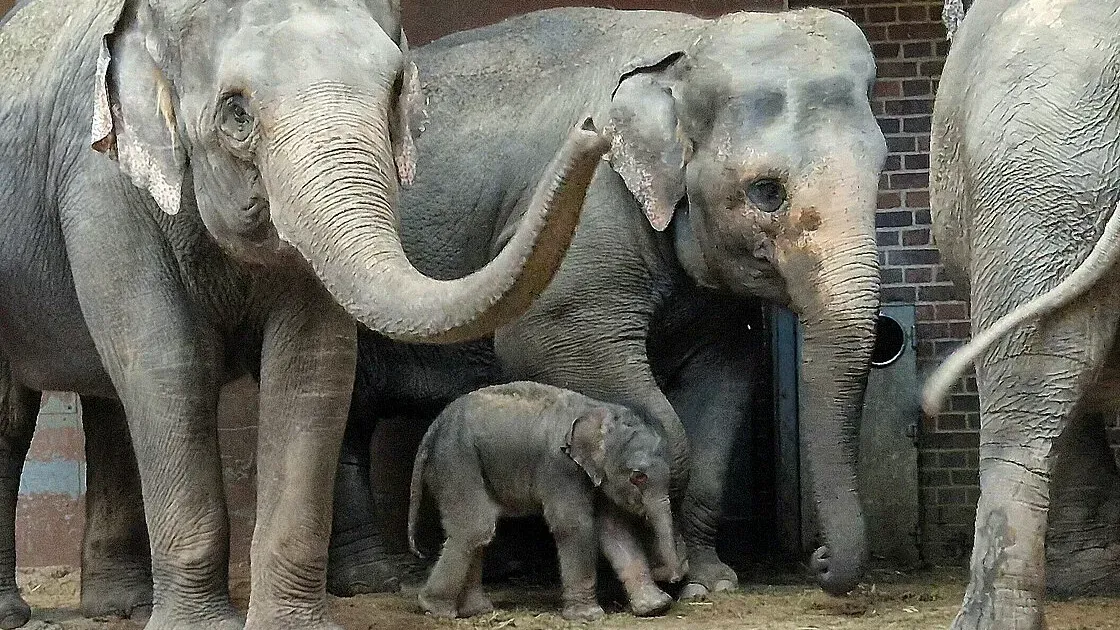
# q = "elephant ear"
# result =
<box><xmin>604</xmin><ymin>52</ymin><xmax>691</xmax><ymax>232</ymax></box>
<box><xmin>390</xmin><ymin>31</ymin><xmax>423</xmax><ymax>186</ymax></box>
<box><xmin>564</xmin><ymin>407</ymin><xmax>612</xmax><ymax>487</ymax></box>
<box><xmin>92</xmin><ymin>2</ymin><xmax>186</xmax><ymax>216</ymax></box>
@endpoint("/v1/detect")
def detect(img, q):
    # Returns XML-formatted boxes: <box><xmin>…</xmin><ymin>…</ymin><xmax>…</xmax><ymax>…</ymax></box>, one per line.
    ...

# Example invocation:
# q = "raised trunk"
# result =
<box><xmin>263</xmin><ymin>85</ymin><xmax>608</xmax><ymax>344</ymax></box>
<box><xmin>795</xmin><ymin>244</ymin><xmax>879</xmax><ymax>596</ymax></box>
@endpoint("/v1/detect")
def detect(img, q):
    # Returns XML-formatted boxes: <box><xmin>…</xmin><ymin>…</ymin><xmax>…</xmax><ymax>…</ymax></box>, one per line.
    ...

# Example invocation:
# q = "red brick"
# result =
<box><xmin>904</xmin><ymin>153</ymin><xmax>930</xmax><ymax>170</ymax></box>
<box><xmin>889</xmin><ymin>172</ymin><xmax>928</xmax><ymax>190</ymax></box>
<box><xmin>897</xmin><ymin>5</ymin><xmax>930</xmax><ymax>22</ymax></box>
<box><xmin>903</xmin><ymin>116</ymin><xmax>932</xmax><ymax>133</ymax></box>
<box><xmin>903</xmin><ymin>41</ymin><xmax>933</xmax><ymax>58</ymax></box>
<box><xmin>882</xmin><ymin>285</ymin><xmax>917</xmax><ymax>303</ymax></box>
<box><xmin>903</xmin><ymin>79</ymin><xmax>933</xmax><ymax>96</ymax></box>
<box><xmin>887</xmin><ymin>22</ymin><xmax>945</xmax><ymax>41</ymax></box>
<box><xmin>874</xmin><ymin>79</ymin><xmax>903</xmax><ymax>97</ymax></box>
<box><xmin>873</xmin><ymin>42</ymin><xmax>902</xmax><ymax>58</ymax></box>
<box><xmin>888</xmin><ymin>247</ymin><xmax>940</xmax><ymax>265</ymax></box>
<box><xmin>878</xmin><ymin>192</ymin><xmax>902</xmax><ymax>208</ymax></box>
<box><xmin>866</xmin><ymin>6</ymin><xmax>898</xmax><ymax>22</ymax></box>
<box><xmin>905</xmin><ymin>267</ymin><xmax>933</xmax><ymax>283</ymax></box>
<box><xmin>920</xmin><ymin>284</ymin><xmax>963</xmax><ymax>303</ymax></box>
<box><xmin>877</xmin><ymin>230</ymin><xmax>900</xmax><ymax>247</ymax></box>
<box><xmin>920</xmin><ymin>59</ymin><xmax>946</xmax><ymax>77</ymax></box>
<box><xmin>886</xmin><ymin>98</ymin><xmax>933</xmax><ymax>115</ymax></box>
<box><xmin>905</xmin><ymin>190</ymin><xmax>931</xmax><ymax>207</ymax></box>
<box><xmin>877</xmin><ymin>61</ymin><xmax>918</xmax><ymax>77</ymax></box>
<box><xmin>861</xmin><ymin>24</ymin><xmax>888</xmax><ymax>41</ymax></box>
<box><xmin>887</xmin><ymin>136</ymin><xmax>917</xmax><ymax>152</ymax></box>
<box><xmin>936</xmin><ymin>302</ymin><xmax>968</xmax><ymax>320</ymax></box>
<box><xmin>902</xmin><ymin>228</ymin><xmax>931</xmax><ymax>245</ymax></box>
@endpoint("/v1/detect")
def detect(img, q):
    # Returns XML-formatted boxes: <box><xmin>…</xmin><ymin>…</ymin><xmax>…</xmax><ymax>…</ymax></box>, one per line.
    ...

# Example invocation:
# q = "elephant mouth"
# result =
<box><xmin>214</xmin><ymin>196</ymin><xmax>297</xmax><ymax>267</ymax></box>
<box><xmin>240</xmin><ymin>196</ymin><xmax>275</xmax><ymax>243</ymax></box>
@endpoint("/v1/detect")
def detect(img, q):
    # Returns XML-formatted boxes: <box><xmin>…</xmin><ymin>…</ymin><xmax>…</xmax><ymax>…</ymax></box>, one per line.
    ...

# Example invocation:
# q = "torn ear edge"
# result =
<box><xmin>613</xmin><ymin>51</ymin><xmax>686</xmax><ymax>98</ymax></box>
<box><xmin>90</xmin><ymin>5</ymin><xmax>186</xmax><ymax>216</ymax></box>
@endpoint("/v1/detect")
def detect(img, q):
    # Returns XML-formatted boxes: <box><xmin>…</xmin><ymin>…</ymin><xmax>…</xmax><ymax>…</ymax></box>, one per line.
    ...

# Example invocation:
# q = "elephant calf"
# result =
<box><xmin>408</xmin><ymin>382</ymin><xmax>683</xmax><ymax>621</ymax></box>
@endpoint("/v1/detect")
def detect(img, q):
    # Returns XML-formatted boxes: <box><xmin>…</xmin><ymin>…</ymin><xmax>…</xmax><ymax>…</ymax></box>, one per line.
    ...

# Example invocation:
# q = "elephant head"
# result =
<box><xmin>566</xmin><ymin>405</ymin><xmax>684</xmax><ymax>582</ymax></box>
<box><xmin>91</xmin><ymin>0</ymin><xmax>606</xmax><ymax>343</ymax></box>
<box><xmin>601</xmin><ymin>9</ymin><xmax>887</xmax><ymax>595</ymax></box>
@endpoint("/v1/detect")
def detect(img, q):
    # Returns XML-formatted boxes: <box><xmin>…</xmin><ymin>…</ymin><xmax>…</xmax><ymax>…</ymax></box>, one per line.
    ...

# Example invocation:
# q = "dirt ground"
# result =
<box><xmin>15</xmin><ymin>565</ymin><xmax>1120</xmax><ymax>630</ymax></box>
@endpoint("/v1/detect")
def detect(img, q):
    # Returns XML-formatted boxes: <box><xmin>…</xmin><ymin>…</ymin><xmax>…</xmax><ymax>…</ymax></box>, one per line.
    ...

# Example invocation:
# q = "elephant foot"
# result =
<box><xmin>628</xmin><ymin>585</ymin><xmax>672</xmax><ymax>617</ymax></box>
<box><xmin>80</xmin><ymin>562</ymin><xmax>153</xmax><ymax>620</ymax></box>
<box><xmin>561</xmin><ymin>602</ymin><xmax>604</xmax><ymax>622</ymax></box>
<box><xmin>0</xmin><ymin>588</ymin><xmax>30</xmax><ymax>630</ymax></box>
<box><xmin>417</xmin><ymin>591</ymin><xmax>458</xmax><ymax>619</ymax></box>
<box><xmin>950</xmin><ymin>586</ymin><xmax>1044</xmax><ymax>630</ymax></box>
<box><xmin>143</xmin><ymin>607</ymin><xmax>244</xmax><ymax>630</ymax></box>
<box><xmin>810</xmin><ymin>545</ymin><xmax>862</xmax><ymax>596</ymax></box>
<box><xmin>457</xmin><ymin>590</ymin><xmax>494</xmax><ymax>618</ymax></box>
<box><xmin>244</xmin><ymin>614</ymin><xmax>341</xmax><ymax>630</ymax></box>
<box><xmin>327</xmin><ymin>543</ymin><xmax>427</xmax><ymax>595</ymax></box>
<box><xmin>678</xmin><ymin>546</ymin><xmax>737</xmax><ymax>601</ymax></box>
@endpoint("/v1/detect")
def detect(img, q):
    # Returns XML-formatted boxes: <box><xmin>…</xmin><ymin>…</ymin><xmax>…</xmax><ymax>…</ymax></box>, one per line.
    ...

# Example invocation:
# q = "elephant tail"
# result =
<box><xmin>408</xmin><ymin>417</ymin><xmax>440</xmax><ymax>559</ymax></box>
<box><xmin>922</xmin><ymin>201</ymin><xmax>1120</xmax><ymax>416</ymax></box>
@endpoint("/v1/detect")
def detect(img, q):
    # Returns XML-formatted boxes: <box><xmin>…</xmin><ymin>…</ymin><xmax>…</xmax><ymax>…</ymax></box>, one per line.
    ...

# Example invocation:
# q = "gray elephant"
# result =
<box><xmin>921</xmin><ymin>1</ymin><xmax>1120</xmax><ymax>628</ymax></box>
<box><xmin>0</xmin><ymin>0</ymin><xmax>607</xmax><ymax>627</ymax></box>
<box><xmin>328</xmin><ymin>6</ymin><xmax>888</xmax><ymax>600</ymax></box>
<box><xmin>408</xmin><ymin>382</ymin><xmax>683</xmax><ymax>621</ymax></box>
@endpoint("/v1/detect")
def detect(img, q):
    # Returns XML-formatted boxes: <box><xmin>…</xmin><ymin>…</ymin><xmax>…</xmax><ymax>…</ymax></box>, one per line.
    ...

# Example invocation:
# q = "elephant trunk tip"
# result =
<box><xmin>811</xmin><ymin>545</ymin><xmax>864</xmax><ymax>596</ymax></box>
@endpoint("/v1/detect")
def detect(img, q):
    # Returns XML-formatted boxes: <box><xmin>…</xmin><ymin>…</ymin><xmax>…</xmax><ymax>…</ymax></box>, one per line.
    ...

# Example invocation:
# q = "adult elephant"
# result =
<box><xmin>0</xmin><ymin>0</ymin><xmax>606</xmax><ymax>628</ymax></box>
<box><xmin>921</xmin><ymin>0</ymin><xmax>1120</xmax><ymax>628</ymax></box>
<box><xmin>329</xmin><ymin>7</ymin><xmax>887</xmax><ymax>600</ymax></box>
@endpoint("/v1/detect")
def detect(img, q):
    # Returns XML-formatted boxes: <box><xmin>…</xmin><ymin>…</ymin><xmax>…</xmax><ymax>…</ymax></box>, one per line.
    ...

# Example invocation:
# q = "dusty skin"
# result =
<box><xmin>13</xmin><ymin>566</ymin><xmax>1120</xmax><ymax>630</ymax></box>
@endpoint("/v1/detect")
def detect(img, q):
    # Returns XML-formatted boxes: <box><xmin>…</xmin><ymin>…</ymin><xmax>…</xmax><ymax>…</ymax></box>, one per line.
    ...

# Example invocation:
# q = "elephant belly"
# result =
<box><xmin>0</xmin><ymin>212</ymin><xmax>114</xmax><ymax>397</ymax></box>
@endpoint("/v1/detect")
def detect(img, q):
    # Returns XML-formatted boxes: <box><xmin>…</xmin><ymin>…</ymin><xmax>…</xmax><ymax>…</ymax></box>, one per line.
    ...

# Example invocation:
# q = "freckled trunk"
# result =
<box><xmin>262</xmin><ymin>85</ymin><xmax>607</xmax><ymax>344</ymax></box>
<box><xmin>794</xmin><ymin>237</ymin><xmax>879</xmax><ymax>596</ymax></box>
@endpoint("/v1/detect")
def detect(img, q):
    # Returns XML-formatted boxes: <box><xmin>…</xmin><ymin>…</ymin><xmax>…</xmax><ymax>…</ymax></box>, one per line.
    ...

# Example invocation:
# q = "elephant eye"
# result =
<box><xmin>629</xmin><ymin>471</ymin><xmax>648</xmax><ymax>487</ymax></box>
<box><xmin>746</xmin><ymin>178</ymin><xmax>786</xmax><ymax>213</ymax></box>
<box><xmin>218</xmin><ymin>94</ymin><xmax>255</xmax><ymax>144</ymax></box>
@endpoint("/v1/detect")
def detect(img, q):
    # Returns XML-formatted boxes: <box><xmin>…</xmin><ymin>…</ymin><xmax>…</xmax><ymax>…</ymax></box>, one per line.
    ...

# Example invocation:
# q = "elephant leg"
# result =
<box><xmin>327</xmin><ymin>408</ymin><xmax>404</xmax><ymax>596</ymax></box>
<box><xmin>953</xmin><ymin>297</ymin><xmax>1120</xmax><ymax>630</ymax></box>
<box><xmin>79</xmin><ymin>395</ymin><xmax>153</xmax><ymax>620</ymax></box>
<box><xmin>598</xmin><ymin>505</ymin><xmax>671</xmax><ymax>617</ymax></box>
<box><xmin>418</xmin><ymin>480</ymin><xmax>499</xmax><ymax>619</ymax></box>
<box><xmin>0</xmin><ymin>365</ymin><xmax>38</xmax><ymax>630</ymax></box>
<box><xmin>669</xmin><ymin>365</ymin><xmax>751</xmax><ymax>600</ymax></box>
<box><xmin>655</xmin><ymin>297</ymin><xmax>760</xmax><ymax>600</ymax></box>
<box><xmin>245</xmin><ymin>290</ymin><xmax>356</xmax><ymax>630</ymax></box>
<box><xmin>455</xmin><ymin>548</ymin><xmax>493</xmax><ymax>618</ymax></box>
<box><xmin>543</xmin><ymin>495</ymin><xmax>603</xmax><ymax>622</ymax></box>
<box><xmin>1046</xmin><ymin>412</ymin><xmax>1120</xmax><ymax>596</ymax></box>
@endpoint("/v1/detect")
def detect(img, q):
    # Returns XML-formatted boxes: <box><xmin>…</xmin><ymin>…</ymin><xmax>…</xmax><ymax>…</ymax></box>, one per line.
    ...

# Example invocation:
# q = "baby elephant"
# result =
<box><xmin>408</xmin><ymin>381</ymin><xmax>684</xmax><ymax>621</ymax></box>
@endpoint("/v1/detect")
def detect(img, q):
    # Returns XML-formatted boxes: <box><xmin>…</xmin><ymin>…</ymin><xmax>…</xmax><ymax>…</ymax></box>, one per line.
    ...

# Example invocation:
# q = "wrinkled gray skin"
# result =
<box><xmin>408</xmin><ymin>382</ymin><xmax>683</xmax><ymax>622</ymax></box>
<box><xmin>330</xmin><ymin>6</ymin><xmax>887</xmax><ymax>600</ymax></box>
<box><xmin>925</xmin><ymin>1</ymin><xmax>1120</xmax><ymax>628</ymax></box>
<box><xmin>0</xmin><ymin>0</ymin><xmax>607</xmax><ymax>626</ymax></box>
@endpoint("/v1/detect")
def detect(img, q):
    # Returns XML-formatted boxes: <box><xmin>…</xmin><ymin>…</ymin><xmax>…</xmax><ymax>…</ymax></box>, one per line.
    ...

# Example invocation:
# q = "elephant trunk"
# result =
<box><xmin>262</xmin><ymin>84</ymin><xmax>608</xmax><ymax>344</ymax></box>
<box><xmin>649</xmin><ymin>496</ymin><xmax>684</xmax><ymax>583</ymax></box>
<box><xmin>793</xmin><ymin>234</ymin><xmax>879</xmax><ymax>596</ymax></box>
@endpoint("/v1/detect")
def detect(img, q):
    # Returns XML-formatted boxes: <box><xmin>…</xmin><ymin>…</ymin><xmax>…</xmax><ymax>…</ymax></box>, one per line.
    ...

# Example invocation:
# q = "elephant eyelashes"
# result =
<box><xmin>218</xmin><ymin>94</ymin><xmax>255</xmax><ymax>145</ymax></box>
<box><xmin>746</xmin><ymin>179</ymin><xmax>787</xmax><ymax>213</ymax></box>
<box><xmin>629</xmin><ymin>470</ymin><xmax>648</xmax><ymax>486</ymax></box>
